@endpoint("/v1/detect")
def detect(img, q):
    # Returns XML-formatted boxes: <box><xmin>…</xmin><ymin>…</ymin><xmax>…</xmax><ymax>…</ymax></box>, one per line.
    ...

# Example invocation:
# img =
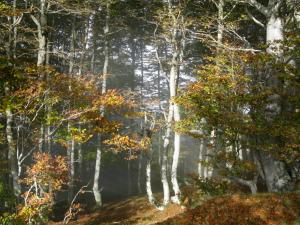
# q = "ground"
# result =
<box><xmin>50</xmin><ymin>195</ymin><xmax>185</xmax><ymax>225</ymax></box>
<box><xmin>49</xmin><ymin>193</ymin><xmax>300</xmax><ymax>225</ymax></box>
<box><xmin>158</xmin><ymin>193</ymin><xmax>300</xmax><ymax>225</ymax></box>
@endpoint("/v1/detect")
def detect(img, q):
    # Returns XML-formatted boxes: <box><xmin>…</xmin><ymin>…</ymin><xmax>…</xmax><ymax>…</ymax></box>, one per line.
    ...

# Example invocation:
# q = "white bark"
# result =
<box><xmin>5</xmin><ymin>85</ymin><xmax>21</xmax><ymax>196</ymax></box>
<box><xmin>198</xmin><ymin>138</ymin><xmax>207</xmax><ymax>178</ymax></box>
<box><xmin>93</xmin><ymin>135</ymin><xmax>102</xmax><ymax>207</ymax></box>
<box><xmin>217</xmin><ymin>0</ymin><xmax>224</xmax><ymax>47</ymax></box>
<box><xmin>171</xmin><ymin>104</ymin><xmax>181</xmax><ymax>204</ymax></box>
<box><xmin>206</xmin><ymin>130</ymin><xmax>215</xmax><ymax>178</ymax></box>
<box><xmin>68</xmin><ymin>136</ymin><xmax>75</xmax><ymax>203</ymax></box>
<box><xmin>165</xmin><ymin>1</ymin><xmax>185</xmax><ymax>205</ymax></box>
<box><xmin>93</xmin><ymin>1</ymin><xmax>110</xmax><ymax>207</ymax></box>
<box><xmin>68</xmin><ymin>18</ymin><xmax>76</xmax><ymax>203</ymax></box>
<box><xmin>146</xmin><ymin>156</ymin><xmax>154</xmax><ymax>204</ymax></box>
<box><xmin>30</xmin><ymin>0</ymin><xmax>47</xmax><ymax>67</ymax></box>
<box><xmin>5</xmin><ymin>5</ymin><xmax>21</xmax><ymax>195</ymax></box>
<box><xmin>161</xmin><ymin>104</ymin><xmax>172</xmax><ymax>206</ymax></box>
<box><xmin>266</xmin><ymin>14</ymin><xmax>284</xmax><ymax>55</ymax></box>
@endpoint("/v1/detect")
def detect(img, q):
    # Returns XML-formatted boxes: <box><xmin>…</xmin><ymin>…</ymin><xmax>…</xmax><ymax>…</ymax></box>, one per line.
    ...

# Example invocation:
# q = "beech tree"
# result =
<box><xmin>0</xmin><ymin>0</ymin><xmax>299</xmax><ymax>223</ymax></box>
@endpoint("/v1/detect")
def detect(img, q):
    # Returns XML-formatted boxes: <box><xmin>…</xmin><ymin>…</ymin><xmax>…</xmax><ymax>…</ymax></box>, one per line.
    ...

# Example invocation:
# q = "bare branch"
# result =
<box><xmin>63</xmin><ymin>182</ymin><xmax>90</xmax><ymax>224</ymax></box>
<box><xmin>248</xmin><ymin>0</ymin><xmax>269</xmax><ymax>16</ymax></box>
<box><xmin>224</xmin><ymin>3</ymin><xmax>238</xmax><ymax>20</ymax></box>
<box><xmin>246</xmin><ymin>7</ymin><xmax>265</xmax><ymax>28</ymax></box>
<box><xmin>30</xmin><ymin>14</ymin><xmax>41</xmax><ymax>29</ymax></box>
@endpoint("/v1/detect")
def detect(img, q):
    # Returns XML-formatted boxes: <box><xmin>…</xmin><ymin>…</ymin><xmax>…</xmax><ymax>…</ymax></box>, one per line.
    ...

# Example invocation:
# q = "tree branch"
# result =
<box><xmin>30</xmin><ymin>14</ymin><xmax>41</xmax><ymax>30</ymax></box>
<box><xmin>248</xmin><ymin>0</ymin><xmax>269</xmax><ymax>16</ymax></box>
<box><xmin>246</xmin><ymin>7</ymin><xmax>265</xmax><ymax>28</ymax></box>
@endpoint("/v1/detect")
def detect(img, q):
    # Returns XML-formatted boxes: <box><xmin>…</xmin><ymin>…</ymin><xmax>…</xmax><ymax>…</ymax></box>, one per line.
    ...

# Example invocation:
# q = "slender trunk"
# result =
<box><xmin>137</xmin><ymin>154</ymin><xmax>142</xmax><ymax>194</ymax></box>
<box><xmin>67</xmin><ymin>123</ymin><xmax>75</xmax><ymax>203</ymax></box>
<box><xmin>161</xmin><ymin>104</ymin><xmax>172</xmax><ymax>206</ymax></box>
<box><xmin>12</xmin><ymin>0</ymin><xmax>17</xmax><ymax>60</ymax></box>
<box><xmin>39</xmin><ymin>126</ymin><xmax>44</xmax><ymax>152</ymax></box>
<box><xmin>158</xmin><ymin>130</ymin><xmax>162</xmax><ymax>167</ymax></box>
<box><xmin>146</xmin><ymin>145</ymin><xmax>155</xmax><ymax>205</ymax></box>
<box><xmin>67</xmin><ymin>17</ymin><xmax>76</xmax><ymax>203</ymax></box>
<box><xmin>78</xmin><ymin>123</ymin><xmax>83</xmax><ymax>180</ymax></box>
<box><xmin>77</xmin><ymin>16</ymin><xmax>93</xmax><ymax>182</ymax></box>
<box><xmin>35</xmin><ymin>0</ymin><xmax>47</xmax><ymax>68</ymax></box>
<box><xmin>217</xmin><ymin>0</ymin><xmax>224</xmax><ymax>49</ymax></box>
<box><xmin>30</xmin><ymin>0</ymin><xmax>48</xmax><ymax>157</ymax></box>
<box><xmin>16</xmin><ymin>125</ymin><xmax>21</xmax><ymax>177</ymax></box>
<box><xmin>127</xmin><ymin>151</ymin><xmax>132</xmax><ymax>196</ymax></box>
<box><xmin>78</xmin><ymin>16</ymin><xmax>91</xmax><ymax>76</ymax></box>
<box><xmin>205</xmin><ymin>130</ymin><xmax>215</xmax><ymax>178</ymax></box>
<box><xmin>78</xmin><ymin>141</ymin><xmax>82</xmax><ymax>177</ymax></box>
<box><xmin>127</xmin><ymin>37</ymin><xmax>136</xmax><ymax>196</ymax></box>
<box><xmin>5</xmin><ymin>85</ymin><xmax>20</xmax><ymax>196</ymax></box>
<box><xmin>169</xmin><ymin>22</ymin><xmax>182</xmax><ymax>205</ymax></box>
<box><xmin>93</xmin><ymin>2</ymin><xmax>110</xmax><ymax>207</ymax></box>
<box><xmin>67</xmin><ymin>125</ymin><xmax>75</xmax><ymax>203</ymax></box>
<box><xmin>93</xmin><ymin>135</ymin><xmax>102</xmax><ymax>207</ymax></box>
<box><xmin>5</xmin><ymin>1</ymin><xmax>20</xmax><ymax>196</ymax></box>
<box><xmin>171</xmin><ymin>104</ymin><xmax>181</xmax><ymax>204</ymax></box>
<box><xmin>198</xmin><ymin>139</ymin><xmax>207</xmax><ymax>178</ymax></box>
<box><xmin>137</xmin><ymin>42</ymin><xmax>144</xmax><ymax>195</ymax></box>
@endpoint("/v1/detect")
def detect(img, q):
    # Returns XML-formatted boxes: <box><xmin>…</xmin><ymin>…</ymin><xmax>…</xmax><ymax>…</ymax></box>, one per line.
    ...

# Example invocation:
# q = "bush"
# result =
<box><xmin>195</xmin><ymin>177</ymin><xmax>229</xmax><ymax>196</ymax></box>
<box><xmin>181</xmin><ymin>175</ymin><xmax>231</xmax><ymax>208</ymax></box>
<box><xmin>0</xmin><ymin>213</ymin><xmax>26</xmax><ymax>225</ymax></box>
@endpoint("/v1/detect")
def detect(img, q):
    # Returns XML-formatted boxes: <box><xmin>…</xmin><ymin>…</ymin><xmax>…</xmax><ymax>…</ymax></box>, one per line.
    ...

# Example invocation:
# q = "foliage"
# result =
<box><xmin>177</xmin><ymin>40</ymin><xmax>300</xmax><ymax>185</ymax></box>
<box><xmin>104</xmin><ymin>134</ymin><xmax>150</xmax><ymax>159</ymax></box>
<box><xmin>18</xmin><ymin>153</ymin><xmax>68</xmax><ymax>224</ymax></box>
<box><xmin>0</xmin><ymin>213</ymin><xmax>25</xmax><ymax>225</ymax></box>
<box><xmin>194</xmin><ymin>177</ymin><xmax>229</xmax><ymax>196</ymax></box>
<box><xmin>181</xmin><ymin>174</ymin><xmax>230</xmax><ymax>209</ymax></box>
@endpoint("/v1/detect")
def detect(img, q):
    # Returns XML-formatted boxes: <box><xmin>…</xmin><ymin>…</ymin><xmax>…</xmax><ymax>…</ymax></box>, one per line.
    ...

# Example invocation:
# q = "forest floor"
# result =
<box><xmin>50</xmin><ymin>195</ymin><xmax>185</xmax><ymax>225</ymax></box>
<box><xmin>50</xmin><ymin>192</ymin><xmax>300</xmax><ymax>225</ymax></box>
<box><xmin>157</xmin><ymin>193</ymin><xmax>300</xmax><ymax>225</ymax></box>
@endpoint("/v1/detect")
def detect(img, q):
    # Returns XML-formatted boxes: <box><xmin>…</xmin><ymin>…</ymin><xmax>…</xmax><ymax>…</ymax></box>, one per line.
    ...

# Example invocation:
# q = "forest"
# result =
<box><xmin>0</xmin><ymin>0</ymin><xmax>299</xmax><ymax>224</ymax></box>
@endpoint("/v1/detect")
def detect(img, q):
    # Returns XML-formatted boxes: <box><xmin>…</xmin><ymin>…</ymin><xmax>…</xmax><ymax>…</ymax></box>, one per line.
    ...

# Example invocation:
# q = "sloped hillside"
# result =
<box><xmin>157</xmin><ymin>193</ymin><xmax>300</xmax><ymax>225</ymax></box>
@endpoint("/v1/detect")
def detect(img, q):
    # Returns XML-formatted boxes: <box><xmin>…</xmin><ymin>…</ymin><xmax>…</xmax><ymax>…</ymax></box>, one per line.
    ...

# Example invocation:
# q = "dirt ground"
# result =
<box><xmin>49</xmin><ymin>196</ymin><xmax>185</xmax><ymax>225</ymax></box>
<box><xmin>49</xmin><ymin>193</ymin><xmax>300</xmax><ymax>225</ymax></box>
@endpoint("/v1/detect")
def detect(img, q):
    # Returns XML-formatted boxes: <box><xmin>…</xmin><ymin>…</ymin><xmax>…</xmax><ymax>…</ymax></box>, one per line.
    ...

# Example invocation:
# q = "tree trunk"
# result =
<box><xmin>198</xmin><ymin>138</ymin><xmax>207</xmax><ymax>178</ymax></box>
<box><xmin>78</xmin><ymin>123</ymin><xmax>83</xmax><ymax>180</ymax></box>
<box><xmin>266</xmin><ymin>14</ymin><xmax>284</xmax><ymax>55</ymax></box>
<box><xmin>217</xmin><ymin>0</ymin><xmax>224</xmax><ymax>48</ymax></box>
<box><xmin>127</xmin><ymin>150</ymin><xmax>132</xmax><ymax>196</ymax></box>
<box><xmin>161</xmin><ymin>104</ymin><xmax>172</xmax><ymax>206</ymax></box>
<box><xmin>171</xmin><ymin>103</ymin><xmax>181</xmax><ymax>204</ymax></box>
<box><xmin>93</xmin><ymin>134</ymin><xmax>102</xmax><ymax>207</ymax></box>
<box><xmin>68</xmin><ymin>129</ymin><xmax>75</xmax><ymax>203</ymax></box>
<box><xmin>137</xmin><ymin>154</ymin><xmax>142</xmax><ymax>194</ymax></box>
<box><xmin>5</xmin><ymin>85</ymin><xmax>21</xmax><ymax>196</ymax></box>
<box><xmin>93</xmin><ymin>2</ymin><xmax>110</xmax><ymax>207</ymax></box>
<box><xmin>67</xmin><ymin>17</ymin><xmax>76</xmax><ymax>203</ymax></box>
<box><xmin>261</xmin><ymin>5</ymin><xmax>290</xmax><ymax>192</ymax></box>
<box><xmin>146</xmin><ymin>145</ymin><xmax>155</xmax><ymax>205</ymax></box>
<box><xmin>34</xmin><ymin>0</ymin><xmax>47</xmax><ymax>68</ymax></box>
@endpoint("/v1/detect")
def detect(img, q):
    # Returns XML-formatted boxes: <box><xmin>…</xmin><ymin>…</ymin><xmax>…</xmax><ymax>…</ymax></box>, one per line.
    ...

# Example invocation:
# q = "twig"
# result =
<box><xmin>63</xmin><ymin>182</ymin><xmax>90</xmax><ymax>224</ymax></box>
